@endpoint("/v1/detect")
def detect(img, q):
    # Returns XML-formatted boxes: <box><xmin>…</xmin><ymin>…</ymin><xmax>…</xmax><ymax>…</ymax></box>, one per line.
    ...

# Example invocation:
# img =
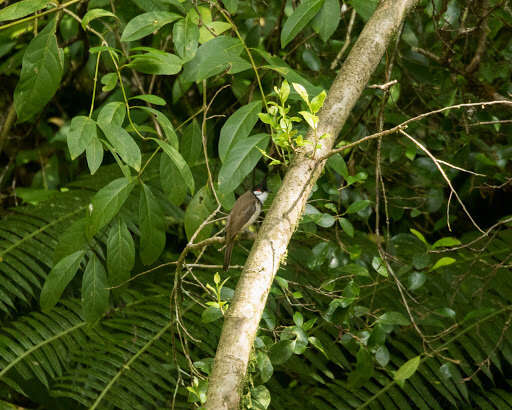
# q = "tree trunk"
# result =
<box><xmin>205</xmin><ymin>0</ymin><xmax>420</xmax><ymax>408</ymax></box>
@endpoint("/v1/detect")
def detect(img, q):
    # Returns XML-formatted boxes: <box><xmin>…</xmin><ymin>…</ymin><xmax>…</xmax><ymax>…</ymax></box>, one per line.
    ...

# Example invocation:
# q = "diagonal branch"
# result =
<box><xmin>205</xmin><ymin>1</ymin><xmax>421</xmax><ymax>408</ymax></box>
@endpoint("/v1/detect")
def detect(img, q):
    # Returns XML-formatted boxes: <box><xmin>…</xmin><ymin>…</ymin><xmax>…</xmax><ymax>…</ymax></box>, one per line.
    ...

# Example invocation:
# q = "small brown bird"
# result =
<box><xmin>223</xmin><ymin>188</ymin><xmax>268</xmax><ymax>271</ymax></box>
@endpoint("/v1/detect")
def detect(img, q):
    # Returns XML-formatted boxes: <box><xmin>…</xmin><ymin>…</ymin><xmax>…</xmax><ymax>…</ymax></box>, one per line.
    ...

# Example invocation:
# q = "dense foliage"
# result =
<box><xmin>0</xmin><ymin>0</ymin><xmax>511</xmax><ymax>408</ymax></box>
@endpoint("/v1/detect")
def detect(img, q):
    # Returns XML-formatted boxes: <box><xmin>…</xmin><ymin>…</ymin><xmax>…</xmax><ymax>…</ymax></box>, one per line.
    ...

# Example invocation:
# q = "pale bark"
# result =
<box><xmin>205</xmin><ymin>0</ymin><xmax>420</xmax><ymax>408</ymax></box>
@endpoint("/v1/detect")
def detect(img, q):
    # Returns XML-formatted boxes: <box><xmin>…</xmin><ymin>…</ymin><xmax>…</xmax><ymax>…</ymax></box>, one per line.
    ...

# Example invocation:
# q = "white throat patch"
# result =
<box><xmin>253</xmin><ymin>190</ymin><xmax>268</xmax><ymax>204</ymax></box>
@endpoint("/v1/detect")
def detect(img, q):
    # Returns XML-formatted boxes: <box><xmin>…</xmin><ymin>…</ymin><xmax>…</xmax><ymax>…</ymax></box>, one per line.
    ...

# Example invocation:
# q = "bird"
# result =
<box><xmin>223</xmin><ymin>187</ymin><xmax>268</xmax><ymax>271</ymax></box>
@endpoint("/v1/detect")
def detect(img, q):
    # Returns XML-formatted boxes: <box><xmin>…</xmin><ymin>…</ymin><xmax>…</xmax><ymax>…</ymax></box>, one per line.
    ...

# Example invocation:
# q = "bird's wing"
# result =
<box><xmin>226</xmin><ymin>191</ymin><xmax>258</xmax><ymax>242</ymax></box>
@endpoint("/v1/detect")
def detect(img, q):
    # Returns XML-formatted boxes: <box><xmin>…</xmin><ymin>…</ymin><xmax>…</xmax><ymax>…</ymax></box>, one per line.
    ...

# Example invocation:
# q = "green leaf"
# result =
<box><xmin>348</xmin><ymin>0</ymin><xmax>378</xmax><ymax>21</ymax></box>
<box><xmin>130</xmin><ymin>94</ymin><xmax>166</xmax><ymax>106</ymax></box>
<box><xmin>327</xmin><ymin>154</ymin><xmax>348</xmax><ymax>178</ymax></box>
<box><xmin>432</xmin><ymin>237</ymin><xmax>461</xmax><ymax>248</ymax></box>
<box><xmin>173</xmin><ymin>14</ymin><xmax>199</xmax><ymax>62</ymax></box>
<box><xmin>310</xmin><ymin>90</ymin><xmax>326</xmax><ymax>114</ymax></box>
<box><xmin>14</xmin><ymin>18</ymin><xmax>64</xmax><ymax>122</ymax></box>
<box><xmin>40</xmin><ymin>250</ymin><xmax>85</xmax><ymax>311</ymax></box>
<box><xmin>139</xmin><ymin>184</ymin><xmax>166</xmax><ymax>265</ymax></box>
<box><xmin>181</xmin><ymin>36</ymin><xmax>249</xmax><ymax>82</ymax></box>
<box><xmin>308</xmin><ymin>336</ymin><xmax>328</xmax><ymax>358</ymax></box>
<box><xmin>86</xmin><ymin>137</ymin><xmax>104</xmax><ymax>175</ymax></box>
<box><xmin>136</xmin><ymin>106</ymin><xmax>178</xmax><ymax>148</ymax></box>
<box><xmin>201</xmin><ymin>306</ymin><xmax>223</xmax><ymax>323</ymax></box>
<box><xmin>312</xmin><ymin>0</ymin><xmax>340</xmax><ymax>42</ymax></box>
<box><xmin>88</xmin><ymin>177</ymin><xmax>135</xmax><ymax>238</ymax></box>
<box><xmin>338</xmin><ymin>217</ymin><xmax>354</xmax><ymax>237</ymax></box>
<box><xmin>223</xmin><ymin>0</ymin><xmax>238</xmax><ymax>14</ymax></box>
<box><xmin>430</xmin><ymin>257</ymin><xmax>456</xmax><ymax>271</ymax></box>
<box><xmin>378</xmin><ymin>312</ymin><xmax>411</xmax><ymax>326</ymax></box>
<box><xmin>409</xmin><ymin>228</ymin><xmax>429</xmax><ymax>246</ymax></box>
<box><xmin>127</xmin><ymin>49</ymin><xmax>182</xmax><ymax>75</ymax></box>
<box><xmin>292</xmin><ymin>82</ymin><xmax>309</xmax><ymax>104</ymax></box>
<box><xmin>81</xmin><ymin>8</ymin><xmax>118</xmax><ymax>29</ymax></box>
<box><xmin>184</xmin><ymin>185</ymin><xmax>216</xmax><ymax>243</ymax></box>
<box><xmin>218</xmin><ymin>133</ymin><xmax>269</xmax><ymax>195</ymax></box>
<box><xmin>121</xmin><ymin>11</ymin><xmax>181</xmax><ymax>42</ymax></box>
<box><xmin>154</xmin><ymin>139</ymin><xmax>195</xmax><ymax>195</ymax></box>
<box><xmin>81</xmin><ymin>253</ymin><xmax>109</xmax><ymax>323</ymax></box>
<box><xmin>408</xmin><ymin>271</ymin><xmax>426</xmax><ymax>291</ymax></box>
<box><xmin>338</xmin><ymin>263</ymin><xmax>369</xmax><ymax>277</ymax></box>
<box><xmin>293</xmin><ymin>311</ymin><xmax>304</xmax><ymax>327</ymax></box>
<box><xmin>219</xmin><ymin>101</ymin><xmax>263</xmax><ymax>162</ymax></box>
<box><xmin>394</xmin><ymin>356</ymin><xmax>421</xmax><ymax>382</ymax></box>
<box><xmin>251</xmin><ymin>385</ymin><xmax>271</xmax><ymax>409</ymax></box>
<box><xmin>160</xmin><ymin>153</ymin><xmax>187</xmax><ymax>206</ymax></box>
<box><xmin>180</xmin><ymin>120</ymin><xmax>202</xmax><ymax>166</ymax></box>
<box><xmin>101</xmin><ymin>72</ymin><xmax>117</xmax><ymax>92</ymax></box>
<box><xmin>269</xmin><ymin>340</ymin><xmax>294</xmax><ymax>365</ymax></box>
<box><xmin>346</xmin><ymin>199</ymin><xmax>371</xmax><ymax>214</ymax></box>
<box><xmin>281</xmin><ymin>0</ymin><xmax>324</xmax><ymax>48</ymax></box>
<box><xmin>0</xmin><ymin>0</ymin><xmax>49</xmax><ymax>22</ymax></box>
<box><xmin>107</xmin><ymin>218</ymin><xmax>134</xmax><ymax>286</ymax></box>
<box><xmin>375</xmin><ymin>345</ymin><xmax>390</xmax><ymax>367</ymax></box>
<box><xmin>97</xmin><ymin>101</ymin><xmax>126</xmax><ymax>127</ymax></box>
<box><xmin>67</xmin><ymin>116</ymin><xmax>96</xmax><ymax>159</ymax></box>
<box><xmin>256</xmin><ymin>352</ymin><xmax>273</xmax><ymax>383</ymax></box>
<box><xmin>99</xmin><ymin>123</ymin><xmax>141</xmax><ymax>171</ymax></box>
<box><xmin>372</xmin><ymin>256</ymin><xmax>388</xmax><ymax>277</ymax></box>
<box><xmin>53</xmin><ymin>218</ymin><xmax>89</xmax><ymax>263</ymax></box>
<box><xmin>348</xmin><ymin>347</ymin><xmax>374</xmax><ymax>388</ymax></box>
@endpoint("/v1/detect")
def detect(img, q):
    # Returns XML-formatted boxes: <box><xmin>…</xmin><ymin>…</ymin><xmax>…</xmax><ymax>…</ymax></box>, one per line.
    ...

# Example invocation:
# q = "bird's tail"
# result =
<box><xmin>223</xmin><ymin>243</ymin><xmax>233</xmax><ymax>271</ymax></box>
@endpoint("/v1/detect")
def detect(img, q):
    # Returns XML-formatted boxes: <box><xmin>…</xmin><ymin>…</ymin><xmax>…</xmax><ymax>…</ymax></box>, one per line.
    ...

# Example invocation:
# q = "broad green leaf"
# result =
<box><xmin>40</xmin><ymin>250</ymin><xmax>85</xmax><ymax>311</ymax></box>
<box><xmin>310</xmin><ymin>90</ymin><xmax>326</xmax><ymax>114</ymax></box>
<box><xmin>139</xmin><ymin>184</ymin><xmax>166</xmax><ymax>265</ymax></box>
<box><xmin>338</xmin><ymin>217</ymin><xmax>354</xmax><ymax>237</ymax></box>
<box><xmin>408</xmin><ymin>271</ymin><xmax>426</xmax><ymax>290</ymax></box>
<box><xmin>127</xmin><ymin>50</ymin><xmax>182</xmax><ymax>75</ymax></box>
<box><xmin>97</xmin><ymin>101</ymin><xmax>126</xmax><ymax>127</ymax></box>
<box><xmin>255</xmin><ymin>49</ymin><xmax>323</xmax><ymax>98</ymax></box>
<box><xmin>375</xmin><ymin>346</ymin><xmax>390</xmax><ymax>367</ymax></box>
<box><xmin>81</xmin><ymin>253</ymin><xmax>109</xmax><ymax>323</ymax></box>
<box><xmin>0</xmin><ymin>0</ymin><xmax>49</xmax><ymax>22</ymax></box>
<box><xmin>14</xmin><ymin>18</ymin><xmax>64</xmax><ymax>122</ymax></box>
<box><xmin>281</xmin><ymin>0</ymin><xmax>324</xmax><ymax>48</ymax></box>
<box><xmin>88</xmin><ymin>177</ymin><xmax>135</xmax><ymax>238</ymax></box>
<box><xmin>81</xmin><ymin>8</ymin><xmax>117</xmax><ymax>29</ymax></box>
<box><xmin>199</xmin><ymin>21</ymin><xmax>232</xmax><ymax>44</ymax></box>
<box><xmin>269</xmin><ymin>340</ymin><xmax>294</xmax><ymax>365</ymax></box>
<box><xmin>312</xmin><ymin>0</ymin><xmax>340</xmax><ymax>42</ymax></box>
<box><xmin>181</xmin><ymin>36</ymin><xmax>249</xmax><ymax>82</ymax></box>
<box><xmin>223</xmin><ymin>0</ymin><xmax>239</xmax><ymax>14</ymax></box>
<box><xmin>308</xmin><ymin>336</ymin><xmax>328</xmax><ymax>358</ymax></box>
<box><xmin>130</xmin><ymin>94</ymin><xmax>166</xmax><ymax>106</ymax></box>
<box><xmin>432</xmin><ymin>237</ymin><xmax>461</xmax><ymax>248</ymax></box>
<box><xmin>378</xmin><ymin>312</ymin><xmax>411</xmax><ymax>326</ymax></box>
<box><xmin>349</xmin><ymin>0</ymin><xmax>378</xmax><ymax>21</ymax></box>
<box><xmin>372</xmin><ymin>256</ymin><xmax>388</xmax><ymax>277</ymax></box>
<box><xmin>218</xmin><ymin>133</ymin><xmax>269</xmax><ymax>195</ymax></box>
<box><xmin>348</xmin><ymin>347</ymin><xmax>373</xmax><ymax>388</ymax></box>
<box><xmin>181</xmin><ymin>120</ymin><xmax>202</xmax><ymax>166</ymax></box>
<box><xmin>327</xmin><ymin>154</ymin><xmax>348</xmax><ymax>178</ymax></box>
<box><xmin>251</xmin><ymin>385</ymin><xmax>271</xmax><ymax>409</ymax></box>
<box><xmin>53</xmin><ymin>218</ymin><xmax>89</xmax><ymax>263</ymax></box>
<box><xmin>292</xmin><ymin>82</ymin><xmax>309</xmax><ymax>104</ymax></box>
<box><xmin>101</xmin><ymin>72</ymin><xmax>117</xmax><ymax>92</ymax></box>
<box><xmin>201</xmin><ymin>306</ymin><xmax>223</xmax><ymax>323</ymax></box>
<box><xmin>173</xmin><ymin>14</ymin><xmax>199</xmax><ymax>62</ymax></box>
<box><xmin>100</xmin><ymin>123</ymin><xmax>141</xmax><ymax>171</ymax></box>
<box><xmin>219</xmin><ymin>101</ymin><xmax>263</xmax><ymax>162</ymax></box>
<box><xmin>293</xmin><ymin>311</ymin><xmax>304</xmax><ymax>327</ymax></box>
<box><xmin>346</xmin><ymin>199</ymin><xmax>371</xmax><ymax>214</ymax></box>
<box><xmin>256</xmin><ymin>352</ymin><xmax>273</xmax><ymax>383</ymax></box>
<box><xmin>107</xmin><ymin>218</ymin><xmax>134</xmax><ymax>286</ymax></box>
<box><xmin>121</xmin><ymin>11</ymin><xmax>181</xmax><ymax>42</ymax></box>
<box><xmin>154</xmin><ymin>139</ymin><xmax>195</xmax><ymax>194</ymax></box>
<box><xmin>410</xmin><ymin>228</ymin><xmax>429</xmax><ymax>246</ymax></box>
<box><xmin>136</xmin><ymin>106</ymin><xmax>178</xmax><ymax>148</ymax></box>
<box><xmin>67</xmin><ymin>116</ymin><xmax>96</xmax><ymax>159</ymax></box>
<box><xmin>184</xmin><ymin>185</ymin><xmax>216</xmax><ymax>243</ymax></box>
<box><xmin>86</xmin><ymin>137</ymin><xmax>104</xmax><ymax>175</ymax></box>
<box><xmin>160</xmin><ymin>153</ymin><xmax>187</xmax><ymax>206</ymax></box>
<box><xmin>338</xmin><ymin>263</ymin><xmax>369</xmax><ymax>277</ymax></box>
<box><xmin>394</xmin><ymin>356</ymin><xmax>421</xmax><ymax>382</ymax></box>
<box><xmin>430</xmin><ymin>256</ymin><xmax>456</xmax><ymax>271</ymax></box>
